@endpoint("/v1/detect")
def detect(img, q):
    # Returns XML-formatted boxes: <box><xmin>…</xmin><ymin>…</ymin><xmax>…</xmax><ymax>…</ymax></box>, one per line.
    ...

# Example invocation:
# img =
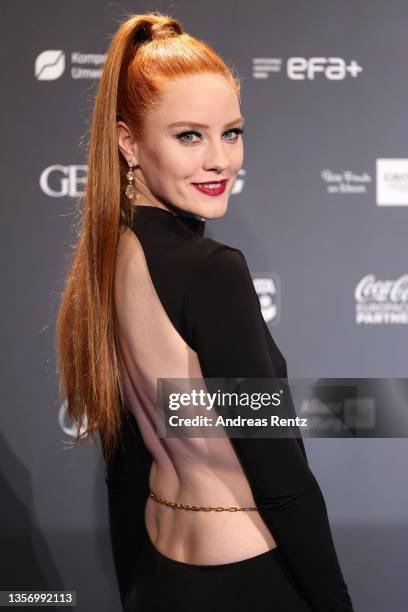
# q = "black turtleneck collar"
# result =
<box><xmin>132</xmin><ymin>204</ymin><xmax>206</xmax><ymax>237</ymax></box>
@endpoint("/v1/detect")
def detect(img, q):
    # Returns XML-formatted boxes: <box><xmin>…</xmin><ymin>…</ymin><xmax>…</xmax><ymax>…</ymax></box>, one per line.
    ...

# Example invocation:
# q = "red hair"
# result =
<box><xmin>55</xmin><ymin>11</ymin><xmax>241</xmax><ymax>462</ymax></box>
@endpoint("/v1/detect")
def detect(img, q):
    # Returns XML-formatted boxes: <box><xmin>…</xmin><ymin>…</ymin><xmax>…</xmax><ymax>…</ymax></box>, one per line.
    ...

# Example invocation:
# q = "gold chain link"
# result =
<box><xmin>148</xmin><ymin>490</ymin><xmax>258</xmax><ymax>512</ymax></box>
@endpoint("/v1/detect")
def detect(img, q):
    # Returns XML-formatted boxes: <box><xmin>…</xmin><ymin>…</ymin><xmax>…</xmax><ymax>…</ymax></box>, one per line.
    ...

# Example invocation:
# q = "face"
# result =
<box><xmin>117</xmin><ymin>72</ymin><xmax>244</xmax><ymax>220</ymax></box>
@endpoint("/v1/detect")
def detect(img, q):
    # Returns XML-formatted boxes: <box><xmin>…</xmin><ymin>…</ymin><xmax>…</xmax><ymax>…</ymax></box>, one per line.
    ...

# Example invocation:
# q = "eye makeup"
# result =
<box><xmin>175</xmin><ymin>127</ymin><xmax>245</xmax><ymax>145</ymax></box>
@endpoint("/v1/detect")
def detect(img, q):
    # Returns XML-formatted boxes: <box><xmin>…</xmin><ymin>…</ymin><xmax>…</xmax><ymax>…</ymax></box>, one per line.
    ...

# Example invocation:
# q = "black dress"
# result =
<box><xmin>101</xmin><ymin>205</ymin><xmax>354</xmax><ymax>611</ymax></box>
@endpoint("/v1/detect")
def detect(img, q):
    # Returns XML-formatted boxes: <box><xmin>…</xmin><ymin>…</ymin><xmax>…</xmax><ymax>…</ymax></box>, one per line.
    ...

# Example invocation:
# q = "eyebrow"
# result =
<box><xmin>168</xmin><ymin>116</ymin><xmax>245</xmax><ymax>129</ymax></box>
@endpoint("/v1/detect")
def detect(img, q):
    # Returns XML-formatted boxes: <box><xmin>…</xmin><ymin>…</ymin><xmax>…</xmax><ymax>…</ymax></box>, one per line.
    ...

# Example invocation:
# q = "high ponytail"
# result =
<box><xmin>55</xmin><ymin>12</ymin><xmax>241</xmax><ymax>462</ymax></box>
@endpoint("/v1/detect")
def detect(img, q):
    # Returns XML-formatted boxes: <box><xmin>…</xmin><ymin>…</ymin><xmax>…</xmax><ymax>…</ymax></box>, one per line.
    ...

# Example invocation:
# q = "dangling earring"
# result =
<box><xmin>126</xmin><ymin>160</ymin><xmax>135</xmax><ymax>200</ymax></box>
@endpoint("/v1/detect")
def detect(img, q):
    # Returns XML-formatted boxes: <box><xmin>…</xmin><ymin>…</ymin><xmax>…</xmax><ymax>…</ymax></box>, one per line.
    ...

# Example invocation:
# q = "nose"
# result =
<box><xmin>202</xmin><ymin>138</ymin><xmax>230</xmax><ymax>173</ymax></box>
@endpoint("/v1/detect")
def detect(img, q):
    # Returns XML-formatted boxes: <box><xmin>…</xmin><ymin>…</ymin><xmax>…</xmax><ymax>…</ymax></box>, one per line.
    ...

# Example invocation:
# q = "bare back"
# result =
<box><xmin>106</xmin><ymin>205</ymin><xmax>354</xmax><ymax>610</ymax></box>
<box><xmin>114</xmin><ymin>210</ymin><xmax>277</xmax><ymax>564</ymax></box>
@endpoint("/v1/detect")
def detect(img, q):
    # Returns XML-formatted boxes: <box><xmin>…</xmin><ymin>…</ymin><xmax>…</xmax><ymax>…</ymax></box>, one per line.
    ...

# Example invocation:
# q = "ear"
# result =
<box><xmin>117</xmin><ymin>121</ymin><xmax>140</xmax><ymax>166</ymax></box>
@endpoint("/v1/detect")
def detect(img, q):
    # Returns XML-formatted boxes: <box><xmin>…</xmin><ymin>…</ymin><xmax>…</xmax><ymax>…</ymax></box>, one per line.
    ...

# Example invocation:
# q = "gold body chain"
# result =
<box><xmin>148</xmin><ymin>489</ymin><xmax>258</xmax><ymax>512</ymax></box>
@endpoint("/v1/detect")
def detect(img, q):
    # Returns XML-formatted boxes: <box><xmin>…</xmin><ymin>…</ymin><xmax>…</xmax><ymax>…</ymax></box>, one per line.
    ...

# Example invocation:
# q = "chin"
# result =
<box><xmin>212</xmin><ymin>202</ymin><xmax>229</xmax><ymax>219</ymax></box>
<box><xmin>197</xmin><ymin>199</ymin><xmax>229</xmax><ymax>221</ymax></box>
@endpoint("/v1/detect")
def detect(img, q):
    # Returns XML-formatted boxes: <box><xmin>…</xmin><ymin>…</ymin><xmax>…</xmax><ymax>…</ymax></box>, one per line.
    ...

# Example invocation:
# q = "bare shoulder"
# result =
<box><xmin>118</xmin><ymin>223</ymin><xmax>142</xmax><ymax>254</ymax></box>
<box><xmin>116</xmin><ymin>224</ymin><xmax>145</xmax><ymax>273</ymax></box>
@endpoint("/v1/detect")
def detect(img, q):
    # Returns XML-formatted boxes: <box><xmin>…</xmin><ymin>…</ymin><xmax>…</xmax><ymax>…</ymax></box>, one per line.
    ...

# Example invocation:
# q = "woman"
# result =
<box><xmin>56</xmin><ymin>12</ymin><xmax>354</xmax><ymax>612</ymax></box>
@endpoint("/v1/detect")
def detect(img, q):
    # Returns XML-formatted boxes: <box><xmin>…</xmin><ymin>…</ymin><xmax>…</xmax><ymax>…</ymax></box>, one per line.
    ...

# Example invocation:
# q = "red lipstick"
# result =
<box><xmin>192</xmin><ymin>179</ymin><xmax>227</xmax><ymax>196</ymax></box>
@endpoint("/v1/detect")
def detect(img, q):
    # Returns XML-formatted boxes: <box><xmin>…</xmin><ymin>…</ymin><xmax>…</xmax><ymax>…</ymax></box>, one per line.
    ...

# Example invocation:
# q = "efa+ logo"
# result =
<box><xmin>35</xmin><ymin>50</ymin><xmax>65</xmax><ymax>81</ymax></box>
<box><xmin>253</xmin><ymin>57</ymin><xmax>362</xmax><ymax>80</ymax></box>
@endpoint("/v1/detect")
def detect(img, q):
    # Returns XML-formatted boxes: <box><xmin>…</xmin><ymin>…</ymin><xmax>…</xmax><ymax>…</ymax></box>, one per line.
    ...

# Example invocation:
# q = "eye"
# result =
<box><xmin>175</xmin><ymin>127</ymin><xmax>245</xmax><ymax>145</ymax></box>
<box><xmin>176</xmin><ymin>129</ymin><xmax>201</xmax><ymax>144</ymax></box>
<box><xmin>223</xmin><ymin>127</ymin><xmax>245</xmax><ymax>141</ymax></box>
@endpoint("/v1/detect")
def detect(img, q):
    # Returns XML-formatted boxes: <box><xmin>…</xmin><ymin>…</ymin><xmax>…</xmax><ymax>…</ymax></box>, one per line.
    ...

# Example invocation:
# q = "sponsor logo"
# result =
<box><xmin>253</xmin><ymin>57</ymin><xmax>362</xmax><ymax>80</ymax></box>
<box><xmin>355</xmin><ymin>274</ymin><xmax>408</xmax><ymax>324</ymax></box>
<box><xmin>321</xmin><ymin>169</ymin><xmax>372</xmax><ymax>194</ymax></box>
<box><xmin>231</xmin><ymin>168</ymin><xmax>246</xmax><ymax>194</ymax></box>
<box><xmin>254</xmin><ymin>275</ymin><xmax>280</xmax><ymax>324</ymax></box>
<box><xmin>35</xmin><ymin>50</ymin><xmax>106</xmax><ymax>81</ymax></box>
<box><xmin>58</xmin><ymin>401</ymin><xmax>88</xmax><ymax>438</ymax></box>
<box><xmin>35</xmin><ymin>50</ymin><xmax>65</xmax><ymax>80</ymax></box>
<box><xmin>39</xmin><ymin>165</ymin><xmax>87</xmax><ymax>197</ymax></box>
<box><xmin>376</xmin><ymin>159</ymin><xmax>408</xmax><ymax>206</ymax></box>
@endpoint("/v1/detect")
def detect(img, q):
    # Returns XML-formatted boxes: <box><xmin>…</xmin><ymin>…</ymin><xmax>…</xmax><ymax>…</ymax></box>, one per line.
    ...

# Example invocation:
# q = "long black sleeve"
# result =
<box><xmin>184</xmin><ymin>245</ymin><xmax>354</xmax><ymax>612</ymax></box>
<box><xmin>100</xmin><ymin>411</ymin><xmax>152</xmax><ymax>608</ymax></box>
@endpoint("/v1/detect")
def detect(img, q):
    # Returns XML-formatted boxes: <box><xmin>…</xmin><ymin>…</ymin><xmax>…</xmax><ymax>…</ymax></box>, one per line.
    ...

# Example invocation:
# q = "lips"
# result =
<box><xmin>192</xmin><ymin>179</ymin><xmax>228</xmax><ymax>196</ymax></box>
<box><xmin>193</xmin><ymin>180</ymin><xmax>227</xmax><ymax>184</ymax></box>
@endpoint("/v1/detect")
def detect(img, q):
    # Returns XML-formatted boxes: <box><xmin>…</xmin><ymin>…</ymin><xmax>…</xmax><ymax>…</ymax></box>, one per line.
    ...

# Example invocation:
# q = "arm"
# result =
<box><xmin>100</xmin><ymin>408</ymin><xmax>152</xmax><ymax>608</ymax></box>
<box><xmin>184</xmin><ymin>246</ymin><xmax>354</xmax><ymax>612</ymax></box>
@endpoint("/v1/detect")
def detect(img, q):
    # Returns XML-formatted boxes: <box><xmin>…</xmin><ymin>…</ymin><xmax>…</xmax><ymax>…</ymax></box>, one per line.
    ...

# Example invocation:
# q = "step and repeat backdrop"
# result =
<box><xmin>1</xmin><ymin>1</ymin><xmax>407</xmax><ymax>610</ymax></box>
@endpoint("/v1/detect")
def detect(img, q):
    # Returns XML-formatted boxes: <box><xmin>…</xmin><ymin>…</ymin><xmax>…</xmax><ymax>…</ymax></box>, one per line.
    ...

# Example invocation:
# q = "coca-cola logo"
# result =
<box><xmin>355</xmin><ymin>274</ymin><xmax>408</xmax><ymax>303</ymax></box>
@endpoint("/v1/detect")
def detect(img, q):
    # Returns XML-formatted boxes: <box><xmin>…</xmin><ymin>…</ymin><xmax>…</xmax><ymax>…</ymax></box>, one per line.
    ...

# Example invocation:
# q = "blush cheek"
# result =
<box><xmin>168</xmin><ymin>148</ymin><xmax>200</xmax><ymax>178</ymax></box>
